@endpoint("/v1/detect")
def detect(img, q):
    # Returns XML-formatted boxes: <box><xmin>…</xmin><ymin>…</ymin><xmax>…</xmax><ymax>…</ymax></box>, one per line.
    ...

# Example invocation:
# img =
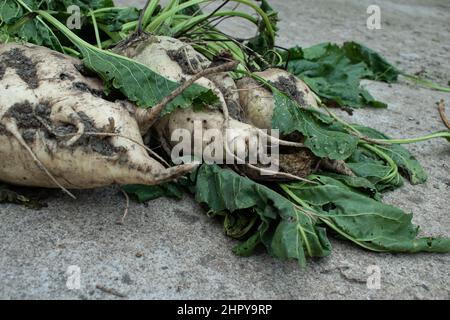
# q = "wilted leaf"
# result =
<box><xmin>285</xmin><ymin>176</ymin><xmax>450</xmax><ymax>253</ymax></box>
<box><xmin>195</xmin><ymin>164</ymin><xmax>332</xmax><ymax>266</ymax></box>
<box><xmin>353</xmin><ymin>125</ymin><xmax>427</xmax><ymax>184</ymax></box>
<box><xmin>342</xmin><ymin>41</ymin><xmax>400</xmax><ymax>83</ymax></box>
<box><xmin>285</xmin><ymin>43</ymin><xmax>392</xmax><ymax>108</ymax></box>
<box><xmin>346</xmin><ymin>147</ymin><xmax>403</xmax><ymax>192</ymax></box>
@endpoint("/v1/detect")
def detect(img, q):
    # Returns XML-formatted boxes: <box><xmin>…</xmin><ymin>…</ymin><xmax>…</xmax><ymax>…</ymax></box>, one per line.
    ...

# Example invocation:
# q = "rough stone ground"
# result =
<box><xmin>0</xmin><ymin>0</ymin><xmax>449</xmax><ymax>299</ymax></box>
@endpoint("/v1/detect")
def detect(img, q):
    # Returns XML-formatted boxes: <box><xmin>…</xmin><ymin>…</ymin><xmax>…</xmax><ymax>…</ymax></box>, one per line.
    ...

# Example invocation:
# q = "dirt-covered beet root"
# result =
<box><xmin>207</xmin><ymin>72</ymin><xmax>244</xmax><ymax>121</ymax></box>
<box><xmin>236</xmin><ymin>68</ymin><xmax>319</xmax><ymax>130</ymax></box>
<box><xmin>116</xmin><ymin>35</ymin><xmax>242</xmax><ymax>122</ymax></box>
<box><xmin>154</xmin><ymin>106</ymin><xmax>267</xmax><ymax>161</ymax></box>
<box><xmin>0</xmin><ymin>43</ymin><xmax>193</xmax><ymax>190</ymax></box>
<box><xmin>117</xmin><ymin>35</ymin><xmax>209</xmax><ymax>82</ymax></box>
<box><xmin>117</xmin><ymin>36</ymin><xmax>266</xmax><ymax>161</ymax></box>
<box><xmin>236</xmin><ymin>69</ymin><xmax>354</xmax><ymax>178</ymax></box>
<box><xmin>116</xmin><ymin>36</ymin><xmax>324</xmax><ymax>180</ymax></box>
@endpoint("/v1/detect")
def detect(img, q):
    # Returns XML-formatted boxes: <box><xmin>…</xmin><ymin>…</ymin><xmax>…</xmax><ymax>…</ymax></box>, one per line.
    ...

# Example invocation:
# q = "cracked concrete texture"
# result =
<box><xmin>0</xmin><ymin>0</ymin><xmax>449</xmax><ymax>299</ymax></box>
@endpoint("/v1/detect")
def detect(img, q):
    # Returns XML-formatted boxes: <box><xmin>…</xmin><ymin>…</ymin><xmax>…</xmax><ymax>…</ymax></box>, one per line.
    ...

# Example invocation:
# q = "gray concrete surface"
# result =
<box><xmin>1</xmin><ymin>0</ymin><xmax>449</xmax><ymax>299</ymax></box>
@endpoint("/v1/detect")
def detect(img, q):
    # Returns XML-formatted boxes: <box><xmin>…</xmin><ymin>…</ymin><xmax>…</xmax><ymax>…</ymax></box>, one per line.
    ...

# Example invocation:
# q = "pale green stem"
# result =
<box><xmin>89</xmin><ymin>10</ymin><xmax>102</xmax><ymax>49</ymax></box>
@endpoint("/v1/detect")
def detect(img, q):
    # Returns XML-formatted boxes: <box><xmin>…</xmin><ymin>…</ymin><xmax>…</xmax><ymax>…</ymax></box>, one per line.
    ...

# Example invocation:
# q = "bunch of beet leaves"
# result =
<box><xmin>1</xmin><ymin>0</ymin><xmax>450</xmax><ymax>267</ymax></box>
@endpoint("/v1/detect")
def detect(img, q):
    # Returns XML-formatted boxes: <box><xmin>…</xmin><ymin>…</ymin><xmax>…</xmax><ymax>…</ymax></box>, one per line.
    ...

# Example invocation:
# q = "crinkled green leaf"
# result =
<box><xmin>17</xmin><ymin>18</ymin><xmax>60</xmax><ymax>48</ymax></box>
<box><xmin>0</xmin><ymin>0</ymin><xmax>23</xmax><ymax>24</ymax></box>
<box><xmin>346</xmin><ymin>147</ymin><xmax>403</xmax><ymax>192</ymax></box>
<box><xmin>285</xmin><ymin>43</ymin><xmax>390</xmax><ymax>108</ymax></box>
<box><xmin>271</xmin><ymin>87</ymin><xmax>359</xmax><ymax>160</ymax></box>
<box><xmin>233</xmin><ymin>231</ymin><xmax>261</xmax><ymax>257</ymax></box>
<box><xmin>285</xmin><ymin>176</ymin><xmax>450</xmax><ymax>253</ymax></box>
<box><xmin>270</xmin><ymin>220</ymin><xmax>332</xmax><ymax>265</ymax></box>
<box><xmin>0</xmin><ymin>27</ymin><xmax>9</xmax><ymax>42</ymax></box>
<box><xmin>315</xmin><ymin>173</ymin><xmax>380</xmax><ymax>200</ymax></box>
<box><xmin>353</xmin><ymin>125</ymin><xmax>428</xmax><ymax>184</ymax></box>
<box><xmin>95</xmin><ymin>7</ymin><xmax>140</xmax><ymax>32</ymax></box>
<box><xmin>342</xmin><ymin>41</ymin><xmax>400</xmax><ymax>83</ymax></box>
<box><xmin>224</xmin><ymin>211</ymin><xmax>258</xmax><ymax>239</ymax></box>
<box><xmin>195</xmin><ymin>164</ymin><xmax>332</xmax><ymax>267</ymax></box>
<box><xmin>0</xmin><ymin>1</ymin><xmax>61</xmax><ymax>50</ymax></box>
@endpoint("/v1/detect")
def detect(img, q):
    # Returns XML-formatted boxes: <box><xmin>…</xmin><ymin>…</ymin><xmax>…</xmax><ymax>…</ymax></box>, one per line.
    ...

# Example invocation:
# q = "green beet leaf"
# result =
<box><xmin>346</xmin><ymin>146</ymin><xmax>404</xmax><ymax>192</ymax></box>
<box><xmin>271</xmin><ymin>87</ymin><xmax>359</xmax><ymax>160</ymax></box>
<box><xmin>284</xmin><ymin>176</ymin><xmax>450</xmax><ymax>253</ymax></box>
<box><xmin>195</xmin><ymin>164</ymin><xmax>332</xmax><ymax>267</ymax></box>
<box><xmin>353</xmin><ymin>125</ymin><xmax>427</xmax><ymax>185</ymax></box>
<box><xmin>285</xmin><ymin>43</ymin><xmax>387</xmax><ymax>109</ymax></box>
<box><xmin>284</xmin><ymin>41</ymin><xmax>402</xmax><ymax>109</ymax></box>
<box><xmin>1</xmin><ymin>1</ymin><xmax>62</xmax><ymax>51</ymax></box>
<box><xmin>342</xmin><ymin>41</ymin><xmax>400</xmax><ymax>83</ymax></box>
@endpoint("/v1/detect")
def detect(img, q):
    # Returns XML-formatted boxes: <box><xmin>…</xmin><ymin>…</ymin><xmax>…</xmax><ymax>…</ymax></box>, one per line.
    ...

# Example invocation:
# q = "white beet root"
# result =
<box><xmin>120</xmin><ymin>36</ymin><xmax>314</xmax><ymax>181</ymax></box>
<box><xmin>117</xmin><ymin>36</ymin><xmax>349</xmax><ymax>180</ymax></box>
<box><xmin>119</xmin><ymin>36</ymin><xmax>275</xmax><ymax>160</ymax></box>
<box><xmin>0</xmin><ymin>43</ymin><xmax>193</xmax><ymax>191</ymax></box>
<box><xmin>236</xmin><ymin>68</ymin><xmax>319</xmax><ymax>130</ymax></box>
<box><xmin>155</xmin><ymin>106</ymin><xmax>267</xmax><ymax>162</ymax></box>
